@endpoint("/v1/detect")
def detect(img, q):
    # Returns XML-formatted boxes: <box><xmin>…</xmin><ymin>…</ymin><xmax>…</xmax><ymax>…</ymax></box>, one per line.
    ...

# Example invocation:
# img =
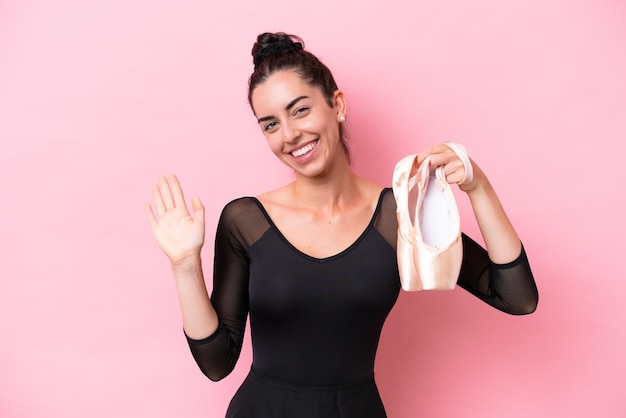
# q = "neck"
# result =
<box><xmin>291</xmin><ymin>160</ymin><xmax>360</xmax><ymax>209</ymax></box>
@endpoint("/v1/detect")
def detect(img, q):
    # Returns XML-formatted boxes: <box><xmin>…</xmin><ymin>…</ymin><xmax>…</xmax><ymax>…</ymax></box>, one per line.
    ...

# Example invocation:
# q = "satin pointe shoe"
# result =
<box><xmin>392</xmin><ymin>143</ymin><xmax>472</xmax><ymax>291</ymax></box>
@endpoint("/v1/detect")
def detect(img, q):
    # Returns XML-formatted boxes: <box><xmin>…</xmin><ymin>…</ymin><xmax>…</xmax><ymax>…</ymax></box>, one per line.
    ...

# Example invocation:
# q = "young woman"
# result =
<box><xmin>145</xmin><ymin>32</ymin><xmax>538</xmax><ymax>418</ymax></box>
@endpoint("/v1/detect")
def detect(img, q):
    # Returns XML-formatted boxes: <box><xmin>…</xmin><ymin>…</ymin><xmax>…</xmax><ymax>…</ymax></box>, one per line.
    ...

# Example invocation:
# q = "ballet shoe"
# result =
<box><xmin>392</xmin><ymin>142</ymin><xmax>471</xmax><ymax>291</ymax></box>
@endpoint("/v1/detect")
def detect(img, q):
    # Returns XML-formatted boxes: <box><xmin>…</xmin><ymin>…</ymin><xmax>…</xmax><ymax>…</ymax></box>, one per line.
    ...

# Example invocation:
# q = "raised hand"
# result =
<box><xmin>145</xmin><ymin>175</ymin><xmax>205</xmax><ymax>265</ymax></box>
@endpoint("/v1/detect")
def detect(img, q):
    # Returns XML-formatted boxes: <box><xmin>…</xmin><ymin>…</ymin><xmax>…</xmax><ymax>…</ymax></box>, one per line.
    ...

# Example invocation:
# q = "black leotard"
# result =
<box><xmin>185</xmin><ymin>188</ymin><xmax>538</xmax><ymax>416</ymax></box>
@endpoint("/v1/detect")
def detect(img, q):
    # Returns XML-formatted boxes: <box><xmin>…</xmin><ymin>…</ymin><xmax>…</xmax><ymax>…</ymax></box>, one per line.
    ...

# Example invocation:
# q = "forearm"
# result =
<box><xmin>464</xmin><ymin>164</ymin><xmax>522</xmax><ymax>264</ymax></box>
<box><xmin>171</xmin><ymin>254</ymin><xmax>219</xmax><ymax>340</ymax></box>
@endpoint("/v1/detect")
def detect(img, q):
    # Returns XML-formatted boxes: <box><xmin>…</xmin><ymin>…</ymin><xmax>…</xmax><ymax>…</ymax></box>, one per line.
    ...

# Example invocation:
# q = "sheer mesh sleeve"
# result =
<box><xmin>185</xmin><ymin>198</ymin><xmax>269</xmax><ymax>381</ymax></box>
<box><xmin>457</xmin><ymin>234</ymin><xmax>538</xmax><ymax>315</ymax></box>
<box><xmin>376</xmin><ymin>188</ymin><xmax>538</xmax><ymax>315</ymax></box>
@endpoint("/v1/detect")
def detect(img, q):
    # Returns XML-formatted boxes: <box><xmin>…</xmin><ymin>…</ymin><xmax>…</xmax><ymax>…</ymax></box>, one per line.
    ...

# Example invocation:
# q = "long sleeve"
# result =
<box><xmin>185</xmin><ymin>199</ymin><xmax>253</xmax><ymax>381</ymax></box>
<box><xmin>457</xmin><ymin>233</ymin><xmax>538</xmax><ymax>315</ymax></box>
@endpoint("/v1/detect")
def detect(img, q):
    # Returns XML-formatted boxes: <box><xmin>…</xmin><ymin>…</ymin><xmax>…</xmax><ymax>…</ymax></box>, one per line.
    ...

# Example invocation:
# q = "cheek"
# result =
<box><xmin>306</xmin><ymin>114</ymin><xmax>333</xmax><ymax>134</ymax></box>
<box><xmin>265</xmin><ymin>134</ymin><xmax>284</xmax><ymax>154</ymax></box>
<box><xmin>321</xmin><ymin>118</ymin><xmax>340</xmax><ymax>141</ymax></box>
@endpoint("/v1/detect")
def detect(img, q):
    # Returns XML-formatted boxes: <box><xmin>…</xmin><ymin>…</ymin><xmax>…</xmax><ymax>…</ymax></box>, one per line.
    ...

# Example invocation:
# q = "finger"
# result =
<box><xmin>169</xmin><ymin>175</ymin><xmax>186</xmax><ymax>208</ymax></box>
<box><xmin>445</xmin><ymin>170</ymin><xmax>465</xmax><ymax>185</ymax></box>
<box><xmin>191</xmin><ymin>195</ymin><xmax>205</xmax><ymax>225</ymax></box>
<box><xmin>442</xmin><ymin>158</ymin><xmax>464</xmax><ymax>176</ymax></box>
<box><xmin>444</xmin><ymin>159</ymin><xmax>470</xmax><ymax>185</ymax></box>
<box><xmin>416</xmin><ymin>145</ymin><xmax>436</xmax><ymax>166</ymax></box>
<box><xmin>144</xmin><ymin>203</ymin><xmax>158</xmax><ymax>227</ymax></box>
<box><xmin>426</xmin><ymin>149</ymin><xmax>454</xmax><ymax>170</ymax></box>
<box><xmin>159</xmin><ymin>176</ymin><xmax>175</xmax><ymax>210</ymax></box>
<box><xmin>152</xmin><ymin>183</ymin><xmax>166</xmax><ymax>216</ymax></box>
<box><xmin>417</xmin><ymin>143</ymin><xmax>450</xmax><ymax>166</ymax></box>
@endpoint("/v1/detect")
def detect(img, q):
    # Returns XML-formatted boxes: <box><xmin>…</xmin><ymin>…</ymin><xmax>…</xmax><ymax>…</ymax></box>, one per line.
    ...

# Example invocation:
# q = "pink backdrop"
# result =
<box><xmin>1</xmin><ymin>0</ymin><xmax>625</xmax><ymax>417</ymax></box>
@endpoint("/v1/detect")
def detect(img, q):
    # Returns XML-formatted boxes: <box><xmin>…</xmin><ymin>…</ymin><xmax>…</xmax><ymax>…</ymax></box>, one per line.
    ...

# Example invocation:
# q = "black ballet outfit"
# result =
<box><xmin>185</xmin><ymin>188</ymin><xmax>538</xmax><ymax>417</ymax></box>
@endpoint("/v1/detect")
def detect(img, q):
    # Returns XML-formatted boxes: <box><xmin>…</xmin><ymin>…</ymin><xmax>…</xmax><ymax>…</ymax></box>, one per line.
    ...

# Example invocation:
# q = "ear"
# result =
<box><xmin>332</xmin><ymin>90</ymin><xmax>347</xmax><ymax>120</ymax></box>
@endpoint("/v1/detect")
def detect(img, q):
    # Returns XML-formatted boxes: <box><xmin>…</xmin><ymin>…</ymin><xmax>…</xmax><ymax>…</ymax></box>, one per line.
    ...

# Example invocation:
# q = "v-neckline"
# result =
<box><xmin>251</xmin><ymin>189</ymin><xmax>388</xmax><ymax>263</ymax></box>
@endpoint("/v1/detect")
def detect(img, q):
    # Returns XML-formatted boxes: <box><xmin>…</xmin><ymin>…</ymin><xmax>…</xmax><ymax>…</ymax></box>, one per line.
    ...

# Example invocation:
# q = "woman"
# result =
<box><xmin>145</xmin><ymin>32</ymin><xmax>538</xmax><ymax>418</ymax></box>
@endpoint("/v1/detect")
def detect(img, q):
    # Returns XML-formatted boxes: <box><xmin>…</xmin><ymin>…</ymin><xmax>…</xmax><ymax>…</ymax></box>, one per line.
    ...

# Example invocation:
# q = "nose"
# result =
<box><xmin>282</xmin><ymin>120</ymin><xmax>301</xmax><ymax>143</ymax></box>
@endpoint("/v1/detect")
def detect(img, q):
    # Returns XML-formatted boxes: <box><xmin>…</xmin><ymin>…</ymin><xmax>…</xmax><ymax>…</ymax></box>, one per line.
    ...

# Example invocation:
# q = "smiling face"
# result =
<box><xmin>251</xmin><ymin>70</ymin><xmax>347</xmax><ymax>178</ymax></box>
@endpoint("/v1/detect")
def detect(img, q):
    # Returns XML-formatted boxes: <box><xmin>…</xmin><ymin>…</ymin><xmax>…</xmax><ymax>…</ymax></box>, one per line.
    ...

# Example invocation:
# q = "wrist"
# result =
<box><xmin>170</xmin><ymin>252</ymin><xmax>203</xmax><ymax>272</ymax></box>
<box><xmin>460</xmin><ymin>163</ymin><xmax>490</xmax><ymax>195</ymax></box>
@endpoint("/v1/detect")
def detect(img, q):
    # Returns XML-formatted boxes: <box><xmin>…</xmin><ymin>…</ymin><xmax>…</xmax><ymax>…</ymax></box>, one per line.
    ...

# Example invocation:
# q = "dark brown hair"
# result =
<box><xmin>248</xmin><ymin>32</ymin><xmax>350</xmax><ymax>162</ymax></box>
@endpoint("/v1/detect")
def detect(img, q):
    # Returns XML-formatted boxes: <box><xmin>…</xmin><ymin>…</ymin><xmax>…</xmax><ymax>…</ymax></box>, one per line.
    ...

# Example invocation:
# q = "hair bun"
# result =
<box><xmin>252</xmin><ymin>32</ymin><xmax>304</xmax><ymax>69</ymax></box>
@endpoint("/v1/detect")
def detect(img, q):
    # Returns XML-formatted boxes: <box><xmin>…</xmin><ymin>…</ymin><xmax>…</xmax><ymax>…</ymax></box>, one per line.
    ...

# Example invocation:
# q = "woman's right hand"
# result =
<box><xmin>145</xmin><ymin>175</ymin><xmax>205</xmax><ymax>265</ymax></box>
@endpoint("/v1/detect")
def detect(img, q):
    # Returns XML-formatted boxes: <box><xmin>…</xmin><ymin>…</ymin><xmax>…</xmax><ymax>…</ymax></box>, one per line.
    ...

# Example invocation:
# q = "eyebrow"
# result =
<box><xmin>257</xmin><ymin>96</ymin><xmax>309</xmax><ymax>123</ymax></box>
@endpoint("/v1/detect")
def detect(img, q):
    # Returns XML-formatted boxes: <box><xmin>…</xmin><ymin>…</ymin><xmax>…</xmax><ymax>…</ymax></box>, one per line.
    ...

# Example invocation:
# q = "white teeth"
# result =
<box><xmin>291</xmin><ymin>141</ymin><xmax>317</xmax><ymax>157</ymax></box>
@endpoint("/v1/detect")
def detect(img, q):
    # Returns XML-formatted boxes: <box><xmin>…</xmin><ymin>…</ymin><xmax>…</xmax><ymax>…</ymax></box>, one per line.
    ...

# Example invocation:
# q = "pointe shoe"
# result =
<box><xmin>392</xmin><ymin>143</ymin><xmax>471</xmax><ymax>291</ymax></box>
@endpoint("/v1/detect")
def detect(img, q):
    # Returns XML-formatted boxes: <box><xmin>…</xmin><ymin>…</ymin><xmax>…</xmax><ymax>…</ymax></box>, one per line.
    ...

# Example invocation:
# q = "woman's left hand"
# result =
<box><xmin>416</xmin><ymin>143</ymin><xmax>481</xmax><ymax>193</ymax></box>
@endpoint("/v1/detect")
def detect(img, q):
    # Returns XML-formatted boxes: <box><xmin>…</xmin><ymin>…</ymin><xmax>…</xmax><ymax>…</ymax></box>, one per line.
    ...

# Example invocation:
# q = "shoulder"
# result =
<box><xmin>380</xmin><ymin>187</ymin><xmax>396</xmax><ymax>211</ymax></box>
<box><xmin>255</xmin><ymin>184</ymin><xmax>292</xmax><ymax>210</ymax></box>
<box><xmin>217</xmin><ymin>197</ymin><xmax>270</xmax><ymax>247</ymax></box>
<box><xmin>357</xmin><ymin>178</ymin><xmax>395</xmax><ymax>213</ymax></box>
<box><xmin>219</xmin><ymin>197</ymin><xmax>265</xmax><ymax>227</ymax></box>
<box><xmin>222</xmin><ymin>196</ymin><xmax>262</xmax><ymax>215</ymax></box>
<box><xmin>353</xmin><ymin>177</ymin><xmax>389</xmax><ymax>204</ymax></box>
<box><xmin>376</xmin><ymin>187</ymin><xmax>397</xmax><ymax>223</ymax></box>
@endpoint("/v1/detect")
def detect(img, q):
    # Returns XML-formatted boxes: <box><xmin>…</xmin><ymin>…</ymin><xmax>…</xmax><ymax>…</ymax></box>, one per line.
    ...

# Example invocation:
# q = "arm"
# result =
<box><xmin>461</xmin><ymin>162</ymin><xmax>522</xmax><ymax>264</ymax></box>
<box><xmin>418</xmin><ymin>145</ymin><xmax>538</xmax><ymax>314</ymax></box>
<box><xmin>146</xmin><ymin>176</ymin><xmax>248</xmax><ymax>380</ymax></box>
<box><xmin>458</xmin><ymin>233</ymin><xmax>538</xmax><ymax>315</ymax></box>
<box><xmin>185</xmin><ymin>200</ymin><xmax>250</xmax><ymax>381</ymax></box>
<box><xmin>145</xmin><ymin>175</ymin><xmax>218</xmax><ymax>337</ymax></box>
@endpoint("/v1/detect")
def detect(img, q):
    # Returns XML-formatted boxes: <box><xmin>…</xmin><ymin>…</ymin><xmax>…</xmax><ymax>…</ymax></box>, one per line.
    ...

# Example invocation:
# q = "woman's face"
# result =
<box><xmin>250</xmin><ymin>70</ymin><xmax>346</xmax><ymax>178</ymax></box>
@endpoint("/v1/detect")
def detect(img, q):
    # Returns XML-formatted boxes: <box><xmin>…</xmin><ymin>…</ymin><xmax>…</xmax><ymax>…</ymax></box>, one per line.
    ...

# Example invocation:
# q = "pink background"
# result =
<box><xmin>1</xmin><ymin>0</ymin><xmax>625</xmax><ymax>417</ymax></box>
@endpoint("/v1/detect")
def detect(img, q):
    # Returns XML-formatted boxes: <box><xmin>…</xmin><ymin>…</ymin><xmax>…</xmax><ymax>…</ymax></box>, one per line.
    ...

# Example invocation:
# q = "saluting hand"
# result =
<box><xmin>145</xmin><ymin>175</ymin><xmax>205</xmax><ymax>265</ymax></box>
